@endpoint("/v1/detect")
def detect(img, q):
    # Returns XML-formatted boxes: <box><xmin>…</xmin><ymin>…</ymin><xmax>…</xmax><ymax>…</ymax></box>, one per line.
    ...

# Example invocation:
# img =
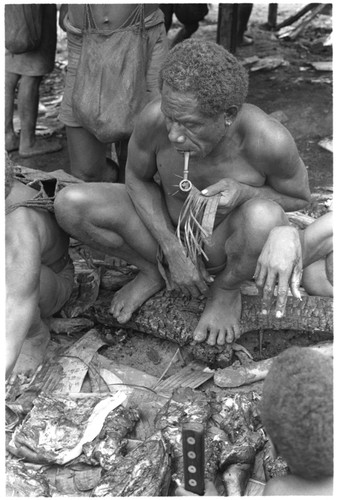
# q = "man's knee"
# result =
<box><xmin>241</xmin><ymin>199</ymin><xmax>287</xmax><ymax>233</ymax></box>
<box><xmin>235</xmin><ymin>199</ymin><xmax>287</xmax><ymax>252</ymax></box>
<box><xmin>54</xmin><ymin>185</ymin><xmax>88</xmax><ymax>231</ymax></box>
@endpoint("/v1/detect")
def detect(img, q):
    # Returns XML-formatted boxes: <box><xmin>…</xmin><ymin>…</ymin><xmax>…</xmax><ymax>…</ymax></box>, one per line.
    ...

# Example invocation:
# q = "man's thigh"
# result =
<box><xmin>203</xmin><ymin>199</ymin><xmax>287</xmax><ymax>268</ymax></box>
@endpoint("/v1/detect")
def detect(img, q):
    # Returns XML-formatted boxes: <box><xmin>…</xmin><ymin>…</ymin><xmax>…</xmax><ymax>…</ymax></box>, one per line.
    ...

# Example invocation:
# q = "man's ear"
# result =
<box><xmin>224</xmin><ymin>105</ymin><xmax>238</xmax><ymax>126</ymax></box>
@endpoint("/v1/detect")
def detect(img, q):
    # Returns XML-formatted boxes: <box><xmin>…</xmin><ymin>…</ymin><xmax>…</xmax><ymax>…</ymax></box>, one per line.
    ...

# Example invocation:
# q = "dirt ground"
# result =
<box><xmin>8</xmin><ymin>4</ymin><xmax>333</xmax><ymax>380</ymax></box>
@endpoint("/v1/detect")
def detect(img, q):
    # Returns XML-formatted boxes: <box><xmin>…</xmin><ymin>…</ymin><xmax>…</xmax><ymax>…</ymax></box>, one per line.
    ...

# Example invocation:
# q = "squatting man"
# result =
<box><xmin>5</xmin><ymin>157</ymin><xmax>74</xmax><ymax>379</ymax></box>
<box><xmin>55</xmin><ymin>40</ymin><xmax>311</xmax><ymax>346</ymax></box>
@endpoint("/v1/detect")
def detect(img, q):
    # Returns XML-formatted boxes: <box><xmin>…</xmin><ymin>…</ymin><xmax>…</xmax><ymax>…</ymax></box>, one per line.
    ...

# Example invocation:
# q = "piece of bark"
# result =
<box><xmin>92</xmin><ymin>291</ymin><xmax>333</xmax><ymax>365</ymax></box>
<box><xmin>275</xmin><ymin>3</ymin><xmax>319</xmax><ymax>30</ymax></box>
<box><xmin>62</xmin><ymin>268</ymin><xmax>101</xmax><ymax>319</ymax></box>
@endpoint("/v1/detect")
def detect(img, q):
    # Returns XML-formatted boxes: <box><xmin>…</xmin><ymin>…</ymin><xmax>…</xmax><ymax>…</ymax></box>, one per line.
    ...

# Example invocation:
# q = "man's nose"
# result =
<box><xmin>168</xmin><ymin>122</ymin><xmax>185</xmax><ymax>144</ymax></box>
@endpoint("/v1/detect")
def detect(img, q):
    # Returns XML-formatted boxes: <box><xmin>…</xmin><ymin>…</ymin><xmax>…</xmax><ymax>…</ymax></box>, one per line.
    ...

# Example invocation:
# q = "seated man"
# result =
<box><xmin>54</xmin><ymin>40</ymin><xmax>311</xmax><ymax>347</ymax></box>
<box><xmin>5</xmin><ymin>157</ymin><xmax>74</xmax><ymax>379</ymax></box>
<box><xmin>254</xmin><ymin>208</ymin><xmax>333</xmax><ymax>318</ymax></box>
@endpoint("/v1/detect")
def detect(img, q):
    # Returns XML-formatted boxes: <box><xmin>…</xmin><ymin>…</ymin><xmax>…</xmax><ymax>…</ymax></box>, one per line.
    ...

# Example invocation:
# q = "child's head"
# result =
<box><xmin>261</xmin><ymin>346</ymin><xmax>333</xmax><ymax>479</ymax></box>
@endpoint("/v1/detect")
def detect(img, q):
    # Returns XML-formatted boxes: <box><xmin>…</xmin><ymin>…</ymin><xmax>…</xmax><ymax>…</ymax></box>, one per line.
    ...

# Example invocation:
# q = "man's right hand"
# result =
<box><xmin>166</xmin><ymin>248</ymin><xmax>212</xmax><ymax>297</ymax></box>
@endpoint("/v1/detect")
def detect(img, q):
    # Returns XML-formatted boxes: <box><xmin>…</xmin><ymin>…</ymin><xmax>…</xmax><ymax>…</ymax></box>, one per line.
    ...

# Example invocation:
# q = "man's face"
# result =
<box><xmin>161</xmin><ymin>83</ymin><xmax>226</xmax><ymax>158</ymax></box>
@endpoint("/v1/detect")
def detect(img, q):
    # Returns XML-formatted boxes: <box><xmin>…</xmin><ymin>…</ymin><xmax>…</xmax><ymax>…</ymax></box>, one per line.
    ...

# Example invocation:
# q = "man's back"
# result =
<box><xmin>6</xmin><ymin>180</ymin><xmax>69</xmax><ymax>268</ymax></box>
<box><xmin>263</xmin><ymin>473</ymin><xmax>333</xmax><ymax>496</ymax></box>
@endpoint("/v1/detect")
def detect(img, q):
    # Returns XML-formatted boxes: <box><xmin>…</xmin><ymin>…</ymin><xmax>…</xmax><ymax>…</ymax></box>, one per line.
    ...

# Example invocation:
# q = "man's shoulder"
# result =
<box><xmin>263</xmin><ymin>474</ymin><xmax>333</xmax><ymax>496</ymax></box>
<box><xmin>138</xmin><ymin>96</ymin><xmax>164</xmax><ymax>126</ymax></box>
<box><xmin>241</xmin><ymin>103</ymin><xmax>287</xmax><ymax>133</ymax></box>
<box><xmin>240</xmin><ymin>103</ymin><xmax>296</xmax><ymax>154</ymax></box>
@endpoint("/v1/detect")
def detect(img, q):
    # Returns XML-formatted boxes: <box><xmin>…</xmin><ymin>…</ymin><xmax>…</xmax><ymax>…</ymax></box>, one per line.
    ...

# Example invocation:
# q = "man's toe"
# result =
<box><xmin>206</xmin><ymin>328</ymin><xmax>219</xmax><ymax>346</ymax></box>
<box><xmin>193</xmin><ymin>329</ymin><xmax>207</xmax><ymax>343</ymax></box>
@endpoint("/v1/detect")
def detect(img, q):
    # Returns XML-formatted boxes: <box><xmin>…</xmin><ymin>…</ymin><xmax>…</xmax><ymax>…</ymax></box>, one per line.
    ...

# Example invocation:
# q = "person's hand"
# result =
<box><xmin>175</xmin><ymin>479</ymin><xmax>219</xmax><ymax>496</ymax></box>
<box><xmin>166</xmin><ymin>248</ymin><xmax>213</xmax><ymax>297</ymax></box>
<box><xmin>254</xmin><ymin>226</ymin><xmax>303</xmax><ymax>318</ymax></box>
<box><xmin>201</xmin><ymin>178</ymin><xmax>243</xmax><ymax>216</ymax></box>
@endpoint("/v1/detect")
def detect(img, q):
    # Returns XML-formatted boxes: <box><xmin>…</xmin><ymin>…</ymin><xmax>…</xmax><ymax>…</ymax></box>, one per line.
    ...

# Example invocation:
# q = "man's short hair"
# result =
<box><xmin>261</xmin><ymin>346</ymin><xmax>333</xmax><ymax>479</ymax></box>
<box><xmin>159</xmin><ymin>39</ymin><xmax>249</xmax><ymax>117</ymax></box>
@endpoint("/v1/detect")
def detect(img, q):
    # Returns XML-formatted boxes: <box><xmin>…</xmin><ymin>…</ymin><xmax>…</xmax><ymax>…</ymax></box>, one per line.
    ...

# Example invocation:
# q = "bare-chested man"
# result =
<box><xmin>5</xmin><ymin>159</ymin><xmax>74</xmax><ymax>379</ymax></box>
<box><xmin>55</xmin><ymin>40</ymin><xmax>311</xmax><ymax>346</ymax></box>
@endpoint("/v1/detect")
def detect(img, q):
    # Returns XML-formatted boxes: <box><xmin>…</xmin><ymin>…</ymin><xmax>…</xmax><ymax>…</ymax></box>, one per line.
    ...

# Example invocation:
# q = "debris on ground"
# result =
<box><xmin>5</xmin><ymin>4</ymin><xmax>333</xmax><ymax>496</ymax></box>
<box><xmin>318</xmin><ymin>137</ymin><xmax>333</xmax><ymax>153</ymax></box>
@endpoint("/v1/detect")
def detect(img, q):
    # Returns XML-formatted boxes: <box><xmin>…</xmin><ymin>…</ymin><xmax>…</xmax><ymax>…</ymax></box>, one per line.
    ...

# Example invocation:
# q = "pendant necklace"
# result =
<box><xmin>179</xmin><ymin>152</ymin><xmax>192</xmax><ymax>192</ymax></box>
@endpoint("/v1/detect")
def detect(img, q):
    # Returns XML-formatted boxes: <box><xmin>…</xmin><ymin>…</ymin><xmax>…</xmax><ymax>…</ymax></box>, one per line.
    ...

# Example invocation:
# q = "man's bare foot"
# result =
<box><xmin>109</xmin><ymin>270</ymin><xmax>164</xmax><ymax>324</ymax></box>
<box><xmin>13</xmin><ymin>320</ymin><xmax>50</xmax><ymax>376</ymax></box>
<box><xmin>5</xmin><ymin>132</ymin><xmax>20</xmax><ymax>152</ymax></box>
<box><xmin>193</xmin><ymin>287</ymin><xmax>242</xmax><ymax>345</ymax></box>
<box><xmin>19</xmin><ymin>137</ymin><xmax>62</xmax><ymax>158</ymax></box>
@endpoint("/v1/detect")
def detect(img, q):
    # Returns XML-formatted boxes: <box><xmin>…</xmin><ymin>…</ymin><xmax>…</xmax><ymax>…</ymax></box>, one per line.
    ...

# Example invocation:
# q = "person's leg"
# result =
<box><xmin>12</xmin><ymin>309</ymin><xmax>50</xmax><ymax>376</ymax></box>
<box><xmin>54</xmin><ymin>183</ymin><xmax>165</xmax><ymax>323</ymax></box>
<box><xmin>159</xmin><ymin>4</ymin><xmax>174</xmax><ymax>32</ymax></box>
<box><xmin>12</xmin><ymin>261</ymin><xmax>74</xmax><ymax>375</ymax></box>
<box><xmin>237</xmin><ymin>4</ymin><xmax>254</xmax><ymax>46</ymax></box>
<box><xmin>66</xmin><ymin>126</ymin><xmax>119</xmax><ymax>182</ymax></box>
<box><xmin>194</xmin><ymin>199</ymin><xmax>288</xmax><ymax>345</ymax></box>
<box><xmin>171</xmin><ymin>22</ymin><xmax>199</xmax><ymax>47</ymax></box>
<box><xmin>18</xmin><ymin>75</ymin><xmax>62</xmax><ymax>157</ymax></box>
<box><xmin>302</xmin><ymin>257</ymin><xmax>333</xmax><ymax>297</ymax></box>
<box><xmin>5</xmin><ymin>71</ymin><xmax>20</xmax><ymax>152</ymax></box>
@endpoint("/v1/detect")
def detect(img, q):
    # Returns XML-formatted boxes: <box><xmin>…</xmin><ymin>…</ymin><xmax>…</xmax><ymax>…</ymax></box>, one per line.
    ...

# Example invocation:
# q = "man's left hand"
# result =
<box><xmin>201</xmin><ymin>178</ymin><xmax>243</xmax><ymax>215</ymax></box>
<box><xmin>254</xmin><ymin>226</ymin><xmax>303</xmax><ymax>318</ymax></box>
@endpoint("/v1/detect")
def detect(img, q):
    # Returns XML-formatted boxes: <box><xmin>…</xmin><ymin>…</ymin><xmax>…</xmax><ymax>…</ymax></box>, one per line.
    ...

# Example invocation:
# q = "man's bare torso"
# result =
<box><xmin>68</xmin><ymin>4</ymin><xmax>158</xmax><ymax>31</ymax></box>
<box><xmin>148</xmin><ymin>99</ymin><xmax>268</xmax><ymax>225</ymax></box>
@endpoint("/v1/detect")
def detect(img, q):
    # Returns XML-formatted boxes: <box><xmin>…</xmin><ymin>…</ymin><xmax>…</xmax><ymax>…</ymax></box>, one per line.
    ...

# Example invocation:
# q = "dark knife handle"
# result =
<box><xmin>182</xmin><ymin>422</ymin><xmax>205</xmax><ymax>495</ymax></box>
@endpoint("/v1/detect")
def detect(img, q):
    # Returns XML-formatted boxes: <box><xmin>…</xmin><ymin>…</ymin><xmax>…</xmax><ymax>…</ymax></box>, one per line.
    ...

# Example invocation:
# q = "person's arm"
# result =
<box><xmin>301</xmin><ymin>211</ymin><xmax>333</xmax><ymax>267</ymax></box>
<box><xmin>126</xmin><ymin>104</ymin><xmax>210</xmax><ymax>297</ymax></box>
<box><xmin>6</xmin><ymin>214</ymin><xmax>41</xmax><ymax>378</ymax></box>
<box><xmin>254</xmin><ymin>211</ymin><xmax>333</xmax><ymax>317</ymax></box>
<box><xmin>202</xmin><ymin>120</ymin><xmax>311</xmax><ymax>213</ymax></box>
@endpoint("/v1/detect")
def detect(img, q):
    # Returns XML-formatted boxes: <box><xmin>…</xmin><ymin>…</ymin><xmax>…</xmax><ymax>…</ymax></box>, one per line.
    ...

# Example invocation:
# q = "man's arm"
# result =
<box><xmin>6</xmin><ymin>214</ymin><xmax>41</xmax><ymax>378</ymax></box>
<box><xmin>125</xmin><ymin>104</ymin><xmax>210</xmax><ymax>296</ymax></box>
<box><xmin>202</xmin><ymin>121</ymin><xmax>311</xmax><ymax>213</ymax></box>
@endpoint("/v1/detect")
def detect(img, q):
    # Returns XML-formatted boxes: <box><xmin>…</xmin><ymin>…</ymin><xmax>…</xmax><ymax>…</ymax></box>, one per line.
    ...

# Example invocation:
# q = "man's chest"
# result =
<box><xmin>156</xmin><ymin>147</ymin><xmax>265</xmax><ymax>192</ymax></box>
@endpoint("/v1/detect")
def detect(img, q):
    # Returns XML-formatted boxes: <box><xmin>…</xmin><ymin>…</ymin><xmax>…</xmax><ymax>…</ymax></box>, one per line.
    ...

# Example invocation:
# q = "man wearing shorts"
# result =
<box><xmin>59</xmin><ymin>4</ymin><xmax>168</xmax><ymax>182</ymax></box>
<box><xmin>5</xmin><ymin>157</ymin><xmax>74</xmax><ymax>378</ymax></box>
